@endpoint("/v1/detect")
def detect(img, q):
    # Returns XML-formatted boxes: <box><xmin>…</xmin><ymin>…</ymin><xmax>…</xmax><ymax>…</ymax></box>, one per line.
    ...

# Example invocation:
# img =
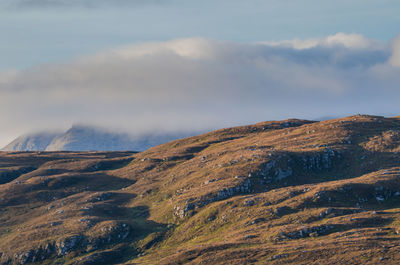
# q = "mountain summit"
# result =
<box><xmin>1</xmin><ymin>132</ymin><xmax>60</xmax><ymax>151</ymax></box>
<box><xmin>44</xmin><ymin>125</ymin><xmax>140</xmax><ymax>151</ymax></box>
<box><xmin>2</xmin><ymin>125</ymin><xmax>191</xmax><ymax>152</ymax></box>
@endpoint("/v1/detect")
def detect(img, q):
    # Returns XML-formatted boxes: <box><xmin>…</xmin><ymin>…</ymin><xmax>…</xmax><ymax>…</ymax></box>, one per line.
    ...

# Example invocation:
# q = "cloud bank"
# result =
<box><xmin>1</xmin><ymin>33</ymin><xmax>400</xmax><ymax>146</ymax></box>
<box><xmin>390</xmin><ymin>36</ymin><xmax>400</xmax><ymax>67</ymax></box>
<box><xmin>2</xmin><ymin>0</ymin><xmax>168</xmax><ymax>9</ymax></box>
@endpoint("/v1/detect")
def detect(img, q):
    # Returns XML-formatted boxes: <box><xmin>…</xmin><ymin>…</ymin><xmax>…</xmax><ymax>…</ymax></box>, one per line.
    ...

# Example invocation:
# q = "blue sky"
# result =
<box><xmin>0</xmin><ymin>0</ymin><xmax>400</xmax><ymax>146</ymax></box>
<box><xmin>1</xmin><ymin>0</ymin><xmax>400</xmax><ymax>70</ymax></box>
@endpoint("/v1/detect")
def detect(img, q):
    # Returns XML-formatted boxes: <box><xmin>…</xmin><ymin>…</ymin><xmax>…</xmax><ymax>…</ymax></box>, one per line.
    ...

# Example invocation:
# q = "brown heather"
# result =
<box><xmin>1</xmin><ymin>115</ymin><xmax>400</xmax><ymax>264</ymax></box>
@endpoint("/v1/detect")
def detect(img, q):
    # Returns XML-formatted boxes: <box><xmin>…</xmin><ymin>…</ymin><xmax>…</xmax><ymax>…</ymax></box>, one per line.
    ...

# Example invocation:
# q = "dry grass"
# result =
<box><xmin>1</xmin><ymin>115</ymin><xmax>400</xmax><ymax>264</ymax></box>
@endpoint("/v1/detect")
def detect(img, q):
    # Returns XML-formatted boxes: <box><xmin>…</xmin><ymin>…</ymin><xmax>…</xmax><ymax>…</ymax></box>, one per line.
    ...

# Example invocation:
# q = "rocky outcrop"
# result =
<box><xmin>249</xmin><ymin>149</ymin><xmax>342</xmax><ymax>185</ymax></box>
<box><xmin>173</xmin><ymin>149</ymin><xmax>344</xmax><ymax>219</ymax></box>
<box><xmin>301</xmin><ymin>148</ymin><xmax>340</xmax><ymax>171</ymax></box>
<box><xmin>1</xmin><ymin>223</ymin><xmax>132</xmax><ymax>265</ymax></box>
<box><xmin>173</xmin><ymin>178</ymin><xmax>254</xmax><ymax>218</ymax></box>
<box><xmin>276</xmin><ymin>224</ymin><xmax>336</xmax><ymax>241</ymax></box>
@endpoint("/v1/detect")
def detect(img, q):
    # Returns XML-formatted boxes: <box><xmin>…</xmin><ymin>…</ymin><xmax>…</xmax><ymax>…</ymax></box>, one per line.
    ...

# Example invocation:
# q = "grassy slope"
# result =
<box><xmin>1</xmin><ymin>115</ymin><xmax>400</xmax><ymax>264</ymax></box>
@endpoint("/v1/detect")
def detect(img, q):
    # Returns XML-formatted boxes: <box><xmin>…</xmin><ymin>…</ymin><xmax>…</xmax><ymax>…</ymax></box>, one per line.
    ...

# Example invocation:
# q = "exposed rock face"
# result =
<box><xmin>301</xmin><ymin>148</ymin><xmax>340</xmax><ymax>171</ymax></box>
<box><xmin>4</xmin><ymin>223</ymin><xmax>132</xmax><ymax>265</ymax></box>
<box><xmin>172</xmin><ymin>147</ymin><xmax>345</xmax><ymax>219</ymax></box>
<box><xmin>277</xmin><ymin>225</ymin><xmax>336</xmax><ymax>240</ymax></box>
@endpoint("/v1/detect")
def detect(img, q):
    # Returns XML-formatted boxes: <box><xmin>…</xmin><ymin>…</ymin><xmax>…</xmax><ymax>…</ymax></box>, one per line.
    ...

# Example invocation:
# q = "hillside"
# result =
<box><xmin>2</xmin><ymin>125</ymin><xmax>190</xmax><ymax>152</ymax></box>
<box><xmin>0</xmin><ymin>115</ymin><xmax>400</xmax><ymax>264</ymax></box>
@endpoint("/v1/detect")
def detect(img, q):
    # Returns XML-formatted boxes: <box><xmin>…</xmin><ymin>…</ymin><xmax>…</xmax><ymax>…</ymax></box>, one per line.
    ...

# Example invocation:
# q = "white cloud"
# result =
<box><xmin>263</xmin><ymin>32</ymin><xmax>383</xmax><ymax>50</ymax></box>
<box><xmin>389</xmin><ymin>36</ymin><xmax>400</xmax><ymax>67</ymax></box>
<box><xmin>0</xmin><ymin>70</ymin><xmax>18</xmax><ymax>85</ymax></box>
<box><xmin>110</xmin><ymin>38</ymin><xmax>217</xmax><ymax>60</ymax></box>
<box><xmin>0</xmin><ymin>33</ymin><xmax>400</xmax><ymax>147</ymax></box>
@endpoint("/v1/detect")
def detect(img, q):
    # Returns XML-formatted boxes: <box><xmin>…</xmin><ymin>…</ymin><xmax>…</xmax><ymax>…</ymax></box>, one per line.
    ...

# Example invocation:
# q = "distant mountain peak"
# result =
<box><xmin>1</xmin><ymin>132</ymin><xmax>61</xmax><ymax>151</ymax></box>
<box><xmin>2</xmin><ymin>125</ymin><xmax>192</xmax><ymax>152</ymax></box>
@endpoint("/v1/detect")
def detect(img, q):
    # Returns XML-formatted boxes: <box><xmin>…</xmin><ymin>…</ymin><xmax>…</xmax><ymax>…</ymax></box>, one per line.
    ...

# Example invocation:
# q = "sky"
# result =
<box><xmin>1</xmin><ymin>0</ymin><xmax>400</xmax><ymax>146</ymax></box>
